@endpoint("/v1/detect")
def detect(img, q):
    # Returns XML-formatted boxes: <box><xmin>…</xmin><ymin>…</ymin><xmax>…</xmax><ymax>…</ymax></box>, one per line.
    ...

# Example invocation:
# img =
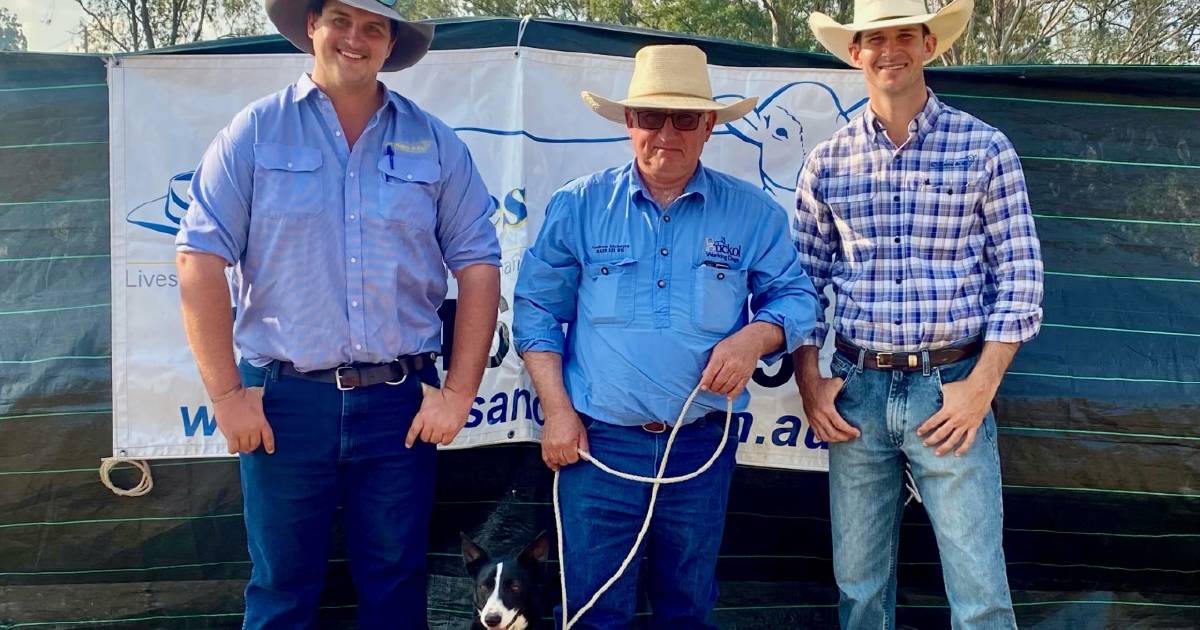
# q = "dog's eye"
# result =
<box><xmin>507</xmin><ymin>581</ymin><xmax>521</xmax><ymax>593</ymax></box>
<box><xmin>479</xmin><ymin>583</ymin><xmax>491</xmax><ymax>593</ymax></box>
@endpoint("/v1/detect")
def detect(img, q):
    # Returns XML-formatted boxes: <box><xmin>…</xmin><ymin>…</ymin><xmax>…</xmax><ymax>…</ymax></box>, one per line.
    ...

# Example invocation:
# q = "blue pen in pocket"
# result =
<box><xmin>385</xmin><ymin>144</ymin><xmax>395</xmax><ymax>169</ymax></box>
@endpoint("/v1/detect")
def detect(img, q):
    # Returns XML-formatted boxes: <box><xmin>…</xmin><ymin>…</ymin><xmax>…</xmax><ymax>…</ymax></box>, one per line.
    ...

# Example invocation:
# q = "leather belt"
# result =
<box><xmin>835</xmin><ymin>336</ymin><xmax>982</xmax><ymax>371</ymax></box>
<box><xmin>278</xmin><ymin>353</ymin><xmax>436</xmax><ymax>391</ymax></box>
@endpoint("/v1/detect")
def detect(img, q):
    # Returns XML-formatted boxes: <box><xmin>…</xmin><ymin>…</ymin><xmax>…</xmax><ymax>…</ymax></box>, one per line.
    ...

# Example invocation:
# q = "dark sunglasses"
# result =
<box><xmin>632</xmin><ymin>110</ymin><xmax>705</xmax><ymax>131</ymax></box>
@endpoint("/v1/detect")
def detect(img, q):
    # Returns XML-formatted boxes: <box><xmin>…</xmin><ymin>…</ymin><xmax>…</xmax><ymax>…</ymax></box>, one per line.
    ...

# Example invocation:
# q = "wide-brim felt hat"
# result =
<box><xmin>581</xmin><ymin>45</ymin><xmax>757</xmax><ymax>125</ymax></box>
<box><xmin>266</xmin><ymin>0</ymin><xmax>434</xmax><ymax>72</ymax></box>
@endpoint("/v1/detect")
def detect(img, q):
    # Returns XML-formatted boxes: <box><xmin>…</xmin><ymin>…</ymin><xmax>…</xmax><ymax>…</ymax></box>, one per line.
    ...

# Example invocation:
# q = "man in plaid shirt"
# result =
<box><xmin>794</xmin><ymin>0</ymin><xmax>1042</xmax><ymax>628</ymax></box>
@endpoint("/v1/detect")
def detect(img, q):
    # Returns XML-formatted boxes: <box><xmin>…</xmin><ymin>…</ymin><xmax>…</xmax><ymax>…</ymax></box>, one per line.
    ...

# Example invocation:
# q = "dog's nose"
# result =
<box><xmin>484</xmin><ymin>613</ymin><xmax>502</xmax><ymax>627</ymax></box>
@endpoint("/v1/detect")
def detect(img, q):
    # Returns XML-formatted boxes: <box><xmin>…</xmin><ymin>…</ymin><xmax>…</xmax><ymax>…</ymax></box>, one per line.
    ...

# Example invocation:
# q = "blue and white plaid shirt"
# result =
<box><xmin>794</xmin><ymin>90</ymin><xmax>1043</xmax><ymax>352</ymax></box>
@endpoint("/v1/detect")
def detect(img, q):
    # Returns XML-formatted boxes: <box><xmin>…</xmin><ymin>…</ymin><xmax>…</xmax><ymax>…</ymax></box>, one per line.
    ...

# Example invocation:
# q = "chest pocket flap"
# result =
<box><xmin>255</xmin><ymin>143</ymin><xmax>322</xmax><ymax>172</ymax></box>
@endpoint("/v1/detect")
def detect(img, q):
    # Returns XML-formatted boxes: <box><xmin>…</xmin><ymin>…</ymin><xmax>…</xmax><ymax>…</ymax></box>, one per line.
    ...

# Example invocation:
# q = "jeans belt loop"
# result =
<box><xmin>855</xmin><ymin>347</ymin><xmax>866</xmax><ymax>372</ymax></box>
<box><xmin>921</xmin><ymin>350</ymin><xmax>932</xmax><ymax>377</ymax></box>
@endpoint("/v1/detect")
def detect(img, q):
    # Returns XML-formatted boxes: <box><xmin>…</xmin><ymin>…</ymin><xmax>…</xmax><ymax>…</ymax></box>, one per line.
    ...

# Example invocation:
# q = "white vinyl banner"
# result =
<box><xmin>110</xmin><ymin>48</ymin><xmax>867</xmax><ymax>470</ymax></box>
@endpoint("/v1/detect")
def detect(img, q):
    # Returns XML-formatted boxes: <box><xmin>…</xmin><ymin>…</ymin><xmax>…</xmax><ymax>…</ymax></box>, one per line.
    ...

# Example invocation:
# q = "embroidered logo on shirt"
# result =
<box><xmin>929</xmin><ymin>155</ymin><xmax>979</xmax><ymax>170</ymax></box>
<box><xmin>592</xmin><ymin>244</ymin><xmax>630</xmax><ymax>255</ymax></box>
<box><xmin>704</xmin><ymin>237</ymin><xmax>742</xmax><ymax>264</ymax></box>
<box><xmin>388</xmin><ymin>139</ymin><xmax>432</xmax><ymax>154</ymax></box>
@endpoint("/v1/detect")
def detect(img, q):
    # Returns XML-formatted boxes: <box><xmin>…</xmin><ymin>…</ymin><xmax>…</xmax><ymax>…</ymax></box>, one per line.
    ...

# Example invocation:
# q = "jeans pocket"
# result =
<box><xmin>829</xmin><ymin>352</ymin><xmax>858</xmax><ymax>397</ymax></box>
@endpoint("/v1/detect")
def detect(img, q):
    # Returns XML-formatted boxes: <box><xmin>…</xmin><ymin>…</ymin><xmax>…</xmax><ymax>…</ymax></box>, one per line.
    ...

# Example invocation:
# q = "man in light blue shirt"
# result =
<box><xmin>175</xmin><ymin>1</ymin><xmax>500</xmax><ymax>627</ymax></box>
<box><xmin>514</xmin><ymin>45</ymin><xmax>817</xmax><ymax>627</ymax></box>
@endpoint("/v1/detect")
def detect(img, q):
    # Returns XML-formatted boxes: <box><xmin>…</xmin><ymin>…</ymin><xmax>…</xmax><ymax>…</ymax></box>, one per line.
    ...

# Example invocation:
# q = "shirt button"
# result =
<box><xmin>717</xmin><ymin>272</ymin><xmax>725</xmax><ymax>280</ymax></box>
<box><xmin>349</xmin><ymin>214</ymin><xmax>356</xmax><ymax>220</ymax></box>
<box><xmin>892</xmin><ymin>195</ymin><xmax>900</xmax><ymax>202</ymax></box>
<box><xmin>657</xmin><ymin>279</ymin><xmax>666</xmax><ymax>288</ymax></box>
<box><xmin>895</xmin><ymin>278</ymin><xmax>902</xmax><ymax>284</ymax></box>
<box><xmin>406</xmin><ymin>174</ymin><xmax>414</xmax><ymax>180</ymax></box>
<box><xmin>600</xmin><ymin>267</ymin><xmax>609</xmax><ymax>275</ymax></box>
<box><xmin>350</xmin><ymin>257</ymin><xmax>357</xmax><ymax>263</ymax></box>
<box><xmin>663</xmin><ymin>215</ymin><xmax>671</xmax><ymax>223</ymax></box>
<box><xmin>894</xmin><ymin>320</ymin><xmax>902</xmax><ymax>326</ymax></box>
<box><xmin>286</xmin><ymin>162</ymin><xmax>293</xmax><ymax>168</ymax></box>
<box><xmin>335</xmin><ymin>131</ymin><xmax>341</xmax><ymax>137</ymax></box>
<box><xmin>660</xmin><ymin>248</ymin><xmax>668</xmax><ymax>256</ymax></box>
<box><xmin>354</xmin><ymin>344</ymin><xmax>362</xmax><ymax>350</ymax></box>
<box><xmin>351</xmin><ymin>300</ymin><xmax>359</xmax><ymax>307</ymax></box>
<box><xmin>349</xmin><ymin>172</ymin><xmax>355</xmax><ymax>178</ymax></box>
<box><xmin>894</xmin><ymin>237</ymin><xmax>901</xmax><ymax>243</ymax></box>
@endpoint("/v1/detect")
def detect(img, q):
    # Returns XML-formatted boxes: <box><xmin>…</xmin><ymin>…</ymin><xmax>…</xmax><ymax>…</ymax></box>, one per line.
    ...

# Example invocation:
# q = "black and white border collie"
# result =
<box><xmin>461</xmin><ymin>531</ymin><xmax>550</xmax><ymax>630</ymax></box>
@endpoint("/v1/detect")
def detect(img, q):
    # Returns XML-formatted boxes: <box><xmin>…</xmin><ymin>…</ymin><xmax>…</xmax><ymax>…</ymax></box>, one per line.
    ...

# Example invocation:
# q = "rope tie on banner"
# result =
<box><xmin>553</xmin><ymin>384</ymin><xmax>732</xmax><ymax>629</ymax></box>
<box><xmin>515</xmin><ymin>14</ymin><xmax>532</xmax><ymax>55</ymax></box>
<box><xmin>99</xmin><ymin>457</ymin><xmax>154</xmax><ymax>497</ymax></box>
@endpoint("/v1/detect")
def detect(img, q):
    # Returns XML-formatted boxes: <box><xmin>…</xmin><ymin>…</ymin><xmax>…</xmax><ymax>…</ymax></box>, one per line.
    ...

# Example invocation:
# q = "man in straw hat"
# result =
<box><xmin>514</xmin><ymin>45</ymin><xmax>817</xmax><ymax>627</ymax></box>
<box><xmin>793</xmin><ymin>0</ymin><xmax>1042</xmax><ymax>627</ymax></box>
<box><xmin>175</xmin><ymin>1</ymin><xmax>500</xmax><ymax>626</ymax></box>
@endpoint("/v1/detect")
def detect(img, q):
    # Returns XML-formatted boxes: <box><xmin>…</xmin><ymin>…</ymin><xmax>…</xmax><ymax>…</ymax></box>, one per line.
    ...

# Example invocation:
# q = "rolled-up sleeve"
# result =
<box><xmin>793</xmin><ymin>154</ymin><xmax>838</xmax><ymax>347</ymax></box>
<box><xmin>431</xmin><ymin>119</ymin><xmax>501</xmax><ymax>271</ymax></box>
<box><xmin>981</xmin><ymin>133</ymin><xmax>1044</xmax><ymax>343</ymax></box>
<box><xmin>748</xmin><ymin>197</ymin><xmax>819</xmax><ymax>365</ymax></box>
<box><xmin>175</xmin><ymin>111</ymin><xmax>255</xmax><ymax>264</ymax></box>
<box><xmin>513</xmin><ymin>191</ymin><xmax>581</xmax><ymax>355</ymax></box>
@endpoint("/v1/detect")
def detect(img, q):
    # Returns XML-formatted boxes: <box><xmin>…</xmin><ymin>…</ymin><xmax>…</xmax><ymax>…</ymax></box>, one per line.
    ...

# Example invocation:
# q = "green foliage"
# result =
<box><xmin>0</xmin><ymin>7</ymin><xmax>28</xmax><ymax>52</ymax></box>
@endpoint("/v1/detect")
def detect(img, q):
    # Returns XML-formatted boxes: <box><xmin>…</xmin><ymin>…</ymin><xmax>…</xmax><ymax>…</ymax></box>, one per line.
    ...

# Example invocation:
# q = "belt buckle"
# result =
<box><xmin>875</xmin><ymin>352</ymin><xmax>893</xmax><ymax>369</ymax></box>
<box><xmin>335</xmin><ymin>366</ymin><xmax>356</xmax><ymax>391</ymax></box>
<box><xmin>385</xmin><ymin>360</ymin><xmax>408</xmax><ymax>386</ymax></box>
<box><xmin>642</xmin><ymin>422</ymin><xmax>667</xmax><ymax>434</ymax></box>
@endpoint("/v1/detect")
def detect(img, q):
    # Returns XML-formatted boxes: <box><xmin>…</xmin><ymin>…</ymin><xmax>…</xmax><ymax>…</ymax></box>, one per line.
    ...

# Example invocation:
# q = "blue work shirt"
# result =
<box><xmin>513</xmin><ymin>161</ymin><xmax>818</xmax><ymax>426</ymax></box>
<box><xmin>176</xmin><ymin>74</ymin><xmax>500</xmax><ymax>372</ymax></box>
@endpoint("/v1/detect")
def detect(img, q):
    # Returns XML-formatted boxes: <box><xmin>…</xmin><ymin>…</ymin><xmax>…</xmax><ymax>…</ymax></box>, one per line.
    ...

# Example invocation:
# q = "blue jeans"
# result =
<box><xmin>237</xmin><ymin>361</ymin><xmax>438</xmax><ymax>630</ymax></box>
<box><xmin>827</xmin><ymin>352</ymin><xmax>1017</xmax><ymax>630</ymax></box>
<box><xmin>554</xmin><ymin>414</ymin><xmax>738</xmax><ymax>629</ymax></box>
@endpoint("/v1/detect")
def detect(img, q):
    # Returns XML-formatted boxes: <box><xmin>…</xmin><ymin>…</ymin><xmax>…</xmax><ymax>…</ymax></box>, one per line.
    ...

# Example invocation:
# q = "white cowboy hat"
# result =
<box><xmin>809</xmin><ymin>0</ymin><xmax>974</xmax><ymax>68</ymax></box>
<box><xmin>266</xmin><ymin>0</ymin><xmax>434</xmax><ymax>72</ymax></box>
<box><xmin>581</xmin><ymin>45</ymin><xmax>757</xmax><ymax>125</ymax></box>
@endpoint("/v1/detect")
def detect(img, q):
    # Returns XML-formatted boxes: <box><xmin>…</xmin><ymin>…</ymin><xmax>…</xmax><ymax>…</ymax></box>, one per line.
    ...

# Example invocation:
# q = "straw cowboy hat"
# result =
<box><xmin>809</xmin><ymin>0</ymin><xmax>974</xmax><ymax>68</ymax></box>
<box><xmin>581</xmin><ymin>45</ymin><xmax>757</xmax><ymax>125</ymax></box>
<box><xmin>266</xmin><ymin>0</ymin><xmax>434</xmax><ymax>71</ymax></box>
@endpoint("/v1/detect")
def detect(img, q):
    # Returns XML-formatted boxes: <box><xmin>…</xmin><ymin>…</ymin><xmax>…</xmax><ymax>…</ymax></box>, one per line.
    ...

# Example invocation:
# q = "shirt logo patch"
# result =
<box><xmin>929</xmin><ymin>155</ymin><xmax>978</xmax><ymax>170</ymax></box>
<box><xmin>704</xmin><ymin>237</ymin><xmax>742</xmax><ymax>264</ymax></box>
<box><xmin>592</xmin><ymin>243</ymin><xmax>630</xmax><ymax>255</ymax></box>
<box><xmin>388</xmin><ymin>140</ymin><xmax>432</xmax><ymax>154</ymax></box>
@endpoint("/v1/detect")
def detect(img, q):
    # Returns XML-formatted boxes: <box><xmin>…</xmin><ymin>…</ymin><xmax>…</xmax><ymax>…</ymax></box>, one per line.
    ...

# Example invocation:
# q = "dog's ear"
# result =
<box><xmin>518</xmin><ymin>530</ymin><xmax>551</xmax><ymax>565</ymax></box>
<box><xmin>461</xmin><ymin>532</ymin><xmax>489</xmax><ymax>573</ymax></box>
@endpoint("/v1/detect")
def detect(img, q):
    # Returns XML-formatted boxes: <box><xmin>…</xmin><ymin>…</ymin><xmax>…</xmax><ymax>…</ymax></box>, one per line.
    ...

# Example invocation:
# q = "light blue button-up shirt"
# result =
<box><xmin>176</xmin><ymin>74</ymin><xmax>500</xmax><ymax>372</ymax></box>
<box><xmin>514</xmin><ymin>161</ymin><xmax>818</xmax><ymax>426</ymax></box>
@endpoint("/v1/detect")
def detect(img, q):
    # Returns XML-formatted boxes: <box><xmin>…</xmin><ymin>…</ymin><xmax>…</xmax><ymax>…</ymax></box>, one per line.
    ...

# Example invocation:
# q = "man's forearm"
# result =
<box><xmin>522</xmin><ymin>351</ymin><xmax>573</xmax><ymax>415</ymax></box>
<box><xmin>791</xmin><ymin>345</ymin><xmax>823</xmax><ymax>385</ymax></box>
<box><xmin>968</xmin><ymin>341</ymin><xmax>1020</xmax><ymax>395</ymax></box>
<box><xmin>177</xmin><ymin>252</ymin><xmax>240</xmax><ymax>397</ymax></box>
<box><xmin>741</xmin><ymin>321</ymin><xmax>784</xmax><ymax>357</ymax></box>
<box><xmin>444</xmin><ymin>264</ymin><xmax>501</xmax><ymax>397</ymax></box>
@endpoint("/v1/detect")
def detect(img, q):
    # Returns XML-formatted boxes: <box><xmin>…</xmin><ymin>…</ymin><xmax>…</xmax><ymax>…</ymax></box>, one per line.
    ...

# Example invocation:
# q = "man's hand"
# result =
<box><xmin>798</xmin><ymin>372</ymin><xmax>860</xmax><ymax>443</ymax></box>
<box><xmin>917</xmin><ymin>375</ymin><xmax>994</xmax><ymax>456</ymax></box>
<box><xmin>700</xmin><ymin>323</ymin><xmax>783</xmax><ymax>399</ymax></box>
<box><xmin>540</xmin><ymin>407</ymin><xmax>590</xmax><ymax>472</ymax></box>
<box><xmin>407</xmin><ymin>384</ymin><xmax>474</xmax><ymax>448</ymax></box>
<box><xmin>214</xmin><ymin>387</ymin><xmax>275</xmax><ymax>455</ymax></box>
<box><xmin>792</xmin><ymin>346</ymin><xmax>860</xmax><ymax>444</ymax></box>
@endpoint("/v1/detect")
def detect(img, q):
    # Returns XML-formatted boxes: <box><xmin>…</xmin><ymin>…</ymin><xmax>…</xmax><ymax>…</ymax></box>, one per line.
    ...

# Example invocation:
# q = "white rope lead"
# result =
<box><xmin>99</xmin><ymin>457</ymin><xmax>154</xmax><ymax>497</ymax></box>
<box><xmin>554</xmin><ymin>384</ymin><xmax>732</xmax><ymax>629</ymax></box>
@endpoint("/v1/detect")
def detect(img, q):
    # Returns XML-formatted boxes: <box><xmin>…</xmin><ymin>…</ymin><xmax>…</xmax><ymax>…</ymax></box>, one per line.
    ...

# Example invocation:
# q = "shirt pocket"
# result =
<box><xmin>582</xmin><ymin>258</ymin><xmax>637</xmax><ymax>325</ymax></box>
<box><xmin>377</xmin><ymin>154</ymin><xmax>440</xmax><ymax>231</ymax></box>
<box><xmin>691</xmin><ymin>263</ymin><xmax>749</xmax><ymax>334</ymax></box>
<box><xmin>253</xmin><ymin>143</ymin><xmax>324</xmax><ymax>218</ymax></box>
<box><xmin>912</xmin><ymin>171</ymin><xmax>985</xmax><ymax>258</ymax></box>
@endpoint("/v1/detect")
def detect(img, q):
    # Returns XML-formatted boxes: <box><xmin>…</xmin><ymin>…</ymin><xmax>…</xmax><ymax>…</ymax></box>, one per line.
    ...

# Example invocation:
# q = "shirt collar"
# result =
<box><xmin>627</xmin><ymin>160</ymin><xmax>710</xmax><ymax>205</ymax></box>
<box><xmin>292</xmin><ymin>73</ymin><xmax>403</xmax><ymax>115</ymax></box>
<box><xmin>863</xmin><ymin>88</ymin><xmax>943</xmax><ymax>144</ymax></box>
